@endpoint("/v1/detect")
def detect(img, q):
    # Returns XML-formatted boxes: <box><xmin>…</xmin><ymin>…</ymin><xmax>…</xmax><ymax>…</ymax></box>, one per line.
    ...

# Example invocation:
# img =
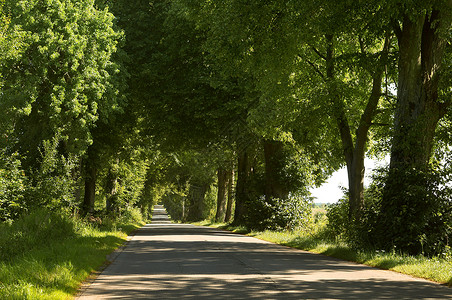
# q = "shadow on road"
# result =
<box><xmin>84</xmin><ymin>275</ymin><xmax>450</xmax><ymax>299</ymax></box>
<box><xmin>79</xmin><ymin>208</ymin><xmax>452</xmax><ymax>299</ymax></box>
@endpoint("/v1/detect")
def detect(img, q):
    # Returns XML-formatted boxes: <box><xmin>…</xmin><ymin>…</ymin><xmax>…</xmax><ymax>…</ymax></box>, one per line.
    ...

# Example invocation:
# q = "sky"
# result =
<box><xmin>310</xmin><ymin>157</ymin><xmax>389</xmax><ymax>204</ymax></box>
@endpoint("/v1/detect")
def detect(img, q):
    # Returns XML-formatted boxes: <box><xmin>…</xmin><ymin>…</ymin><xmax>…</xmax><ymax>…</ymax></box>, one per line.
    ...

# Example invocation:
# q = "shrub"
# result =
<box><xmin>325</xmin><ymin>166</ymin><xmax>452</xmax><ymax>256</ymax></box>
<box><xmin>0</xmin><ymin>209</ymin><xmax>79</xmax><ymax>261</ymax></box>
<box><xmin>325</xmin><ymin>196</ymin><xmax>349</xmax><ymax>239</ymax></box>
<box><xmin>245</xmin><ymin>193</ymin><xmax>313</xmax><ymax>231</ymax></box>
<box><xmin>0</xmin><ymin>152</ymin><xmax>28</xmax><ymax>222</ymax></box>
<box><xmin>118</xmin><ymin>206</ymin><xmax>144</xmax><ymax>224</ymax></box>
<box><xmin>369</xmin><ymin>166</ymin><xmax>452</xmax><ymax>256</ymax></box>
<box><xmin>29</xmin><ymin>138</ymin><xmax>79</xmax><ymax>212</ymax></box>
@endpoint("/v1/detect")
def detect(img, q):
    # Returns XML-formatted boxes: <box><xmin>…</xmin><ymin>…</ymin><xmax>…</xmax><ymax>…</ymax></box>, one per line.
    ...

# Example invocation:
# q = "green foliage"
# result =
<box><xmin>0</xmin><ymin>151</ymin><xmax>27</xmax><ymax>221</ymax></box>
<box><xmin>203</xmin><ymin>183</ymin><xmax>218</xmax><ymax>221</ymax></box>
<box><xmin>370</xmin><ymin>167</ymin><xmax>452</xmax><ymax>256</ymax></box>
<box><xmin>0</xmin><ymin>209</ymin><xmax>142</xmax><ymax>299</ymax></box>
<box><xmin>0</xmin><ymin>1</ymin><xmax>27</xmax><ymax>94</ymax></box>
<box><xmin>0</xmin><ymin>0</ymin><xmax>131</xmax><ymax>223</ymax></box>
<box><xmin>0</xmin><ymin>137</ymin><xmax>80</xmax><ymax>223</ymax></box>
<box><xmin>162</xmin><ymin>189</ymin><xmax>186</xmax><ymax>222</ymax></box>
<box><xmin>324</xmin><ymin>193</ymin><xmax>375</xmax><ymax>249</ymax></box>
<box><xmin>325</xmin><ymin>196</ymin><xmax>350</xmax><ymax>239</ymax></box>
<box><xmin>30</xmin><ymin>137</ymin><xmax>79</xmax><ymax>212</ymax></box>
<box><xmin>156</xmin><ymin>151</ymin><xmax>217</xmax><ymax>221</ymax></box>
<box><xmin>122</xmin><ymin>206</ymin><xmax>144</xmax><ymax>224</ymax></box>
<box><xmin>102</xmin><ymin>206</ymin><xmax>144</xmax><ymax>226</ymax></box>
<box><xmin>1</xmin><ymin>0</ymin><xmax>451</xmax><ymax>269</ymax></box>
<box><xmin>0</xmin><ymin>209</ymin><xmax>78</xmax><ymax>261</ymax></box>
<box><xmin>326</xmin><ymin>167</ymin><xmax>452</xmax><ymax>256</ymax></box>
<box><xmin>241</xmin><ymin>141</ymin><xmax>319</xmax><ymax>229</ymax></box>
<box><xmin>162</xmin><ymin>182</ymin><xmax>217</xmax><ymax>223</ymax></box>
<box><xmin>245</xmin><ymin>194</ymin><xmax>313</xmax><ymax>231</ymax></box>
<box><xmin>113</xmin><ymin>0</ymin><xmax>231</xmax><ymax>151</ymax></box>
<box><xmin>112</xmin><ymin>158</ymin><xmax>148</xmax><ymax>212</ymax></box>
<box><xmin>1</xmin><ymin>0</ymin><xmax>122</xmax><ymax>161</ymax></box>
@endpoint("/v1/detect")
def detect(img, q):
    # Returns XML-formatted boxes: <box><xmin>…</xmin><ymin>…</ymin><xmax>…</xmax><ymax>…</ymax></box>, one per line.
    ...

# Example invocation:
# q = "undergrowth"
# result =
<box><xmin>0</xmin><ymin>208</ymin><xmax>144</xmax><ymax>299</ymax></box>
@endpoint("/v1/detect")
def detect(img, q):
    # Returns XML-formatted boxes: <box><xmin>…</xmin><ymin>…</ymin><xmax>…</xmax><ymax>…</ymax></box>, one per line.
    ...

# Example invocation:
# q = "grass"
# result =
<box><xmin>0</xmin><ymin>209</ymin><xmax>144</xmax><ymax>299</ymax></box>
<box><xmin>196</xmin><ymin>220</ymin><xmax>452</xmax><ymax>286</ymax></box>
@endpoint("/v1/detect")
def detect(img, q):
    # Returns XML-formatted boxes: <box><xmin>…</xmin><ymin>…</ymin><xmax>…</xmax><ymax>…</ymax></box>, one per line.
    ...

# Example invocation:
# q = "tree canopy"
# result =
<box><xmin>1</xmin><ymin>0</ymin><xmax>452</xmax><ymax>256</ymax></box>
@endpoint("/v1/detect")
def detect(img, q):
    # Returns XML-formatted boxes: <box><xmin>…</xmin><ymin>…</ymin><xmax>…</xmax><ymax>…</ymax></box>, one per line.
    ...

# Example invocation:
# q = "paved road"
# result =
<box><xmin>78</xmin><ymin>205</ymin><xmax>452</xmax><ymax>299</ymax></box>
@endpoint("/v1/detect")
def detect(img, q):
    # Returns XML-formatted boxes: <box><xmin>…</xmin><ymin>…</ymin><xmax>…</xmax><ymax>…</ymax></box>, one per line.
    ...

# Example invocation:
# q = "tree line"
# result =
<box><xmin>1</xmin><ymin>0</ymin><xmax>452</xmax><ymax>255</ymax></box>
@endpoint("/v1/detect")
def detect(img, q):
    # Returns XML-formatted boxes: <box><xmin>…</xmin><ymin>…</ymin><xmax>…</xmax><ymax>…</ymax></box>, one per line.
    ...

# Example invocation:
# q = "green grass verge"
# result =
<box><xmin>0</xmin><ymin>210</ymin><xmax>143</xmax><ymax>299</ymax></box>
<box><xmin>197</xmin><ymin>220</ymin><xmax>452</xmax><ymax>286</ymax></box>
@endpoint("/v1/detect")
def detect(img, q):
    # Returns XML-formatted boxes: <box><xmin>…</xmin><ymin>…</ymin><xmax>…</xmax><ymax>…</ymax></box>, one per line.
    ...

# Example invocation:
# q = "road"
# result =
<box><xmin>78</xmin><ymin>205</ymin><xmax>452</xmax><ymax>299</ymax></box>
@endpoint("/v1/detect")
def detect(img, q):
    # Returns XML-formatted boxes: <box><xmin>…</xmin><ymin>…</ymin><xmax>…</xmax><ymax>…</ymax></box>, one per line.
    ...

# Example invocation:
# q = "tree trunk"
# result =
<box><xmin>186</xmin><ymin>183</ymin><xmax>208</xmax><ymax>222</ymax></box>
<box><xmin>82</xmin><ymin>161</ymin><xmax>97</xmax><ymax>216</ymax></box>
<box><xmin>105</xmin><ymin>167</ymin><xmax>118</xmax><ymax>214</ymax></box>
<box><xmin>348</xmin><ymin>64</ymin><xmax>386</xmax><ymax>220</ymax></box>
<box><xmin>225</xmin><ymin>168</ymin><xmax>234</xmax><ymax>222</ymax></box>
<box><xmin>232</xmin><ymin>149</ymin><xmax>250</xmax><ymax>225</ymax></box>
<box><xmin>215</xmin><ymin>167</ymin><xmax>228</xmax><ymax>222</ymax></box>
<box><xmin>325</xmin><ymin>34</ymin><xmax>357</xmax><ymax>219</ymax></box>
<box><xmin>389</xmin><ymin>12</ymin><xmax>449</xmax><ymax>172</ymax></box>
<box><xmin>374</xmin><ymin>10</ymin><xmax>451</xmax><ymax>253</ymax></box>
<box><xmin>181</xmin><ymin>197</ymin><xmax>186</xmax><ymax>221</ymax></box>
<box><xmin>72</xmin><ymin>162</ymin><xmax>82</xmax><ymax>214</ymax></box>
<box><xmin>263</xmin><ymin>140</ymin><xmax>289</xmax><ymax>200</ymax></box>
<box><xmin>325</xmin><ymin>34</ymin><xmax>388</xmax><ymax>221</ymax></box>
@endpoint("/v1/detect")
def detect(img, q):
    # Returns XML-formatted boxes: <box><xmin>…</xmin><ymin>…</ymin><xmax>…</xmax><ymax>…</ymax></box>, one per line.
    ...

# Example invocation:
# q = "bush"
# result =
<box><xmin>29</xmin><ymin>138</ymin><xmax>79</xmax><ymax>212</ymax></box>
<box><xmin>0</xmin><ymin>152</ymin><xmax>28</xmax><ymax>222</ymax></box>
<box><xmin>325</xmin><ymin>196</ymin><xmax>349</xmax><ymax>239</ymax></box>
<box><xmin>245</xmin><ymin>193</ymin><xmax>313</xmax><ymax>231</ymax></box>
<box><xmin>0</xmin><ymin>209</ymin><xmax>79</xmax><ymax>261</ymax></box>
<box><xmin>0</xmin><ymin>137</ymin><xmax>81</xmax><ymax>222</ymax></box>
<box><xmin>325</xmin><ymin>166</ymin><xmax>452</xmax><ymax>256</ymax></box>
<box><xmin>369</xmin><ymin>167</ymin><xmax>452</xmax><ymax>256</ymax></box>
<box><xmin>118</xmin><ymin>206</ymin><xmax>144</xmax><ymax>224</ymax></box>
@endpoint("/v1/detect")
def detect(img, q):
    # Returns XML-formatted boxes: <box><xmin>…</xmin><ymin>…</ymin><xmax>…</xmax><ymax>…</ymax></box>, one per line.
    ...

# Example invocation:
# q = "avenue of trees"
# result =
<box><xmin>1</xmin><ymin>0</ymin><xmax>452</xmax><ymax>256</ymax></box>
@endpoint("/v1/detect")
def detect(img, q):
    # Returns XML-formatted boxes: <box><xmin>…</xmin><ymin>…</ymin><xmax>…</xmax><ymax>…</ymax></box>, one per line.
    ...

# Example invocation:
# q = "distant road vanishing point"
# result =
<box><xmin>78</xmin><ymin>205</ymin><xmax>452</xmax><ymax>299</ymax></box>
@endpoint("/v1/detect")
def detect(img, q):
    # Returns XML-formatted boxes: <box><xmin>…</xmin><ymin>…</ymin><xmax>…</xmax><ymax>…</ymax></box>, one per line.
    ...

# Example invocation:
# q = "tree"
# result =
<box><xmin>112</xmin><ymin>0</ymin><xmax>262</xmax><ymax>224</ymax></box>
<box><xmin>374</xmin><ymin>1</ymin><xmax>452</xmax><ymax>254</ymax></box>
<box><xmin>215</xmin><ymin>167</ymin><xmax>229</xmax><ymax>222</ymax></box>
<box><xmin>190</xmin><ymin>0</ymin><xmax>394</xmax><ymax>221</ymax></box>
<box><xmin>0</xmin><ymin>0</ymin><xmax>27</xmax><ymax>140</ymax></box>
<box><xmin>317</xmin><ymin>30</ymin><xmax>391</xmax><ymax>221</ymax></box>
<box><xmin>0</xmin><ymin>0</ymin><xmax>124</xmax><ymax>216</ymax></box>
<box><xmin>156</xmin><ymin>150</ymin><xmax>217</xmax><ymax>222</ymax></box>
<box><xmin>1</xmin><ymin>0</ymin><xmax>122</xmax><ymax>167</ymax></box>
<box><xmin>165</xmin><ymin>0</ymin><xmax>333</xmax><ymax>227</ymax></box>
<box><xmin>388</xmin><ymin>2</ymin><xmax>452</xmax><ymax>172</ymax></box>
<box><xmin>224</xmin><ymin>168</ymin><xmax>234</xmax><ymax>222</ymax></box>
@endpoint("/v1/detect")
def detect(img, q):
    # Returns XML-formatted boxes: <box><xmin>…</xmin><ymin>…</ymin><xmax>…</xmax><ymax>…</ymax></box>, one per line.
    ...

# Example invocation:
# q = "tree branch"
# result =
<box><xmin>370</xmin><ymin>122</ymin><xmax>391</xmax><ymax>127</ymax></box>
<box><xmin>354</xmin><ymin>34</ymin><xmax>390</xmax><ymax>160</ymax></box>
<box><xmin>358</xmin><ymin>35</ymin><xmax>366</xmax><ymax>54</ymax></box>
<box><xmin>299</xmin><ymin>55</ymin><xmax>325</xmax><ymax>80</ymax></box>
<box><xmin>391</xmin><ymin>19</ymin><xmax>402</xmax><ymax>41</ymax></box>
<box><xmin>309</xmin><ymin>45</ymin><xmax>327</xmax><ymax>60</ymax></box>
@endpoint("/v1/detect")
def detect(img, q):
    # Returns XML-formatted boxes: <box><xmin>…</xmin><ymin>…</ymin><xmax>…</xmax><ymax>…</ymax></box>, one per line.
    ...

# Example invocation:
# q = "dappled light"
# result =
<box><xmin>1</xmin><ymin>0</ymin><xmax>452</xmax><ymax>297</ymax></box>
<box><xmin>79</xmin><ymin>217</ymin><xmax>452</xmax><ymax>299</ymax></box>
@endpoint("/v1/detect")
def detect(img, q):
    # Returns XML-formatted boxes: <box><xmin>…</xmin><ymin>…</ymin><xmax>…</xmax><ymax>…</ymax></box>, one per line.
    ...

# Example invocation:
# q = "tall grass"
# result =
<box><xmin>0</xmin><ymin>209</ymin><xmax>143</xmax><ymax>299</ymax></box>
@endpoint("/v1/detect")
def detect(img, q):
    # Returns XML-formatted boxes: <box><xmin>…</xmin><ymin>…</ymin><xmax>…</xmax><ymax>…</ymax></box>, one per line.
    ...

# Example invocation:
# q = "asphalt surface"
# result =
<box><xmin>78</xmin><ymin>205</ymin><xmax>452</xmax><ymax>299</ymax></box>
